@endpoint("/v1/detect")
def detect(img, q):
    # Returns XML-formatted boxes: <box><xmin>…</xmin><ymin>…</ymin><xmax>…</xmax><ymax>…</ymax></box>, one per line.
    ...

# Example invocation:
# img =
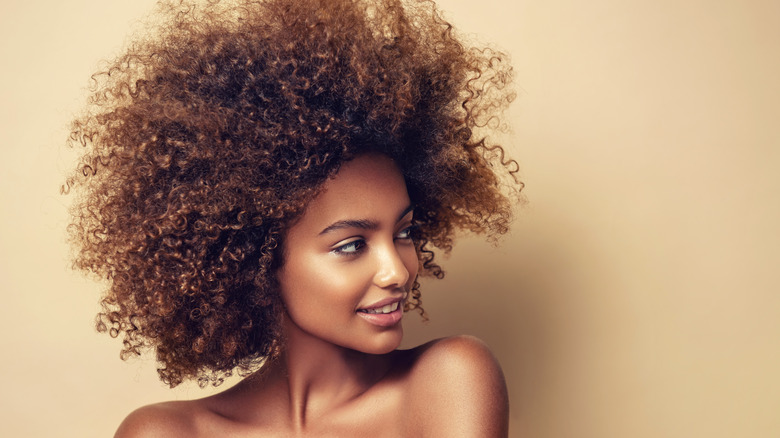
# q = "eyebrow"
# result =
<box><xmin>318</xmin><ymin>205</ymin><xmax>414</xmax><ymax>235</ymax></box>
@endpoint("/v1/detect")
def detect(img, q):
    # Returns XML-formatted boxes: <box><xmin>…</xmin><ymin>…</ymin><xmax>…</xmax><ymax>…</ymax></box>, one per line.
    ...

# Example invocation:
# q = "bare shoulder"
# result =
<box><xmin>114</xmin><ymin>401</ymin><xmax>199</xmax><ymax>438</ymax></box>
<box><xmin>403</xmin><ymin>335</ymin><xmax>509</xmax><ymax>437</ymax></box>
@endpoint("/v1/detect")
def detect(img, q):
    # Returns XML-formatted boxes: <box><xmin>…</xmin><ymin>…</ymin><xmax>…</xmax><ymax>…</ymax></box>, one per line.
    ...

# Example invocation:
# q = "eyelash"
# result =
<box><xmin>331</xmin><ymin>225</ymin><xmax>417</xmax><ymax>256</ymax></box>
<box><xmin>396</xmin><ymin>224</ymin><xmax>417</xmax><ymax>240</ymax></box>
<box><xmin>332</xmin><ymin>239</ymin><xmax>366</xmax><ymax>255</ymax></box>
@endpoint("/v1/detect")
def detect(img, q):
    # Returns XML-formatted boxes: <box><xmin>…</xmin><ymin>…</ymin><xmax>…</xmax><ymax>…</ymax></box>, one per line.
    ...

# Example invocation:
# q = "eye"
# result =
<box><xmin>396</xmin><ymin>224</ymin><xmax>417</xmax><ymax>240</ymax></box>
<box><xmin>332</xmin><ymin>239</ymin><xmax>366</xmax><ymax>256</ymax></box>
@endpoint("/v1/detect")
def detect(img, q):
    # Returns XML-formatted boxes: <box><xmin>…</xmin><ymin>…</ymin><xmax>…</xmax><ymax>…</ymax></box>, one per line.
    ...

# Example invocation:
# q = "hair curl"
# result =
<box><xmin>65</xmin><ymin>0</ymin><xmax>521</xmax><ymax>388</ymax></box>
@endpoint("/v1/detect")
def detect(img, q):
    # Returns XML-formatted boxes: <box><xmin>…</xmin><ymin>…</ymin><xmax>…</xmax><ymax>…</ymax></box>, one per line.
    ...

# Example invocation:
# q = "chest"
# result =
<box><xmin>303</xmin><ymin>384</ymin><xmax>413</xmax><ymax>438</ymax></box>
<box><xmin>202</xmin><ymin>383</ymin><xmax>417</xmax><ymax>437</ymax></box>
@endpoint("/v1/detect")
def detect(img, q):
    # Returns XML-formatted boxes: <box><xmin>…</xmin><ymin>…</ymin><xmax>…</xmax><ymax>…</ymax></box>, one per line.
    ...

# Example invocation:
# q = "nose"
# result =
<box><xmin>373</xmin><ymin>242</ymin><xmax>411</xmax><ymax>290</ymax></box>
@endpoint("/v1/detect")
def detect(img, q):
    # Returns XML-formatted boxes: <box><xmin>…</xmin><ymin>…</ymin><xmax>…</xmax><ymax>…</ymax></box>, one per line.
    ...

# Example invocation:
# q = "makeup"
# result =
<box><xmin>356</xmin><ymin>296</ymin><xmax>405</xmax><ymax>327</ymax></box>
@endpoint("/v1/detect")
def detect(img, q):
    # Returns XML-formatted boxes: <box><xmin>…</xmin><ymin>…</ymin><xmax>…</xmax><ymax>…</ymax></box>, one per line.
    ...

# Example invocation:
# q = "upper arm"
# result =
<box><xmin>407</xmin><ymin>335</ymin><xmax>509</xmax><ymax>438</ymax></box>
<box><xmin>114</xmin><ymin>403</ymin><xmax>196</xmax><ymax>438</ymax></box>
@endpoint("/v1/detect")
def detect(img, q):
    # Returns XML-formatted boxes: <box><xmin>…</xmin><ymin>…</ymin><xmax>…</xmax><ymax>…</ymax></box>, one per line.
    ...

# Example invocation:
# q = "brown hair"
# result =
<box><xmin>66</xmin><ymin>0</ymin><xmax>521</xmax><ymax>387</ymax></box>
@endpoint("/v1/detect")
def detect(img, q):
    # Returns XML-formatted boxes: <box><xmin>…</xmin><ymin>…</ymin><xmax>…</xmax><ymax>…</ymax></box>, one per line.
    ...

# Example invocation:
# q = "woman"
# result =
<box><xmin>66</xmin><ymin>0</ymin><xmax>521</xmax><ymax>435</ymax></box>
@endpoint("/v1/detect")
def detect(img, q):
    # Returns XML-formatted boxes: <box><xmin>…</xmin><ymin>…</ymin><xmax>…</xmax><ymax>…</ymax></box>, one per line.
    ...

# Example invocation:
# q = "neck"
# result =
<box><xmin>272</xmin><ymin>315</ymin><xmax>392</xmax><ymax>431</ymax></box>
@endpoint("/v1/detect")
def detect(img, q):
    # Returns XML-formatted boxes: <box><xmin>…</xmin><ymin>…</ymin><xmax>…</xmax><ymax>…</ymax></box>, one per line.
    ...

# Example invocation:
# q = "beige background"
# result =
<box><xmin>1</xmin><ymin>0</ymin><xmax>779</xmax><ymax>436</ymax></box>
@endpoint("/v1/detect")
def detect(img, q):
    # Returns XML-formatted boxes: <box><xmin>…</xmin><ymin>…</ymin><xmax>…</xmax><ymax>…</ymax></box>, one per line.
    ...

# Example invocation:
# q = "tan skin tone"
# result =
<box><xmin>115</xmin><ymin>154</ymin><xmax>509</xmax><ymax>437</ymax></box>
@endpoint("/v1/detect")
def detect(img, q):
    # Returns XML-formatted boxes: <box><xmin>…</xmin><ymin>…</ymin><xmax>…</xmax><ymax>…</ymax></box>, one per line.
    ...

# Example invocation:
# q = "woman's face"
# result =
<box><xmin>277</xmin><ymin>153</ymin><xmax>419</xmax><ymax>354</ymax></box>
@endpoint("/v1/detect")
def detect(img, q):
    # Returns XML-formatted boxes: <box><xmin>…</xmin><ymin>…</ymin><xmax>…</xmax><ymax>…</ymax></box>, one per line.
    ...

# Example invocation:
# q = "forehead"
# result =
<box><xmin>293</xmin><ymin>153</ymin><xmax>410</xmax><ymax>231</ymax></box>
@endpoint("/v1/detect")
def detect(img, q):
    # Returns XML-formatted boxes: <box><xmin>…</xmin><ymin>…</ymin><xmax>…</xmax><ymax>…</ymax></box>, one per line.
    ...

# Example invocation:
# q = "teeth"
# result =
<box><xmin>361</xmin><ymin>302</ymin><xmax>399</xmax><ymax>314</ymax></box>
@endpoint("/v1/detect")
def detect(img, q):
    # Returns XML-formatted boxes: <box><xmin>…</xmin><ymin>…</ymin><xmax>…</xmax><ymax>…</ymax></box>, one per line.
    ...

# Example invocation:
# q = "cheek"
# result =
<box><xmin>280</xmin><ymin>254</ymin><xmax>369</xmax><ymax>309</ymax></box>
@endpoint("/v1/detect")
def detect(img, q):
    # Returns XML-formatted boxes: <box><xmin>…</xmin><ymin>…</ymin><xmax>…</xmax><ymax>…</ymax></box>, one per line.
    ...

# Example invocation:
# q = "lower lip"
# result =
<box><xmin>356</xmin><ymin>307</ymin><xmax>403</xmax><ymax>327</ymax></box>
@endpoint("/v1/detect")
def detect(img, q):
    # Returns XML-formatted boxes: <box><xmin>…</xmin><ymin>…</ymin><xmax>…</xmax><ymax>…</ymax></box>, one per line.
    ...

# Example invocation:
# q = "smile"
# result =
<box><xmin>357</xmin><ymin>302</ymin><xmax>400</xmax><ymax>314</ymax></box>
<box><xmin>356</xmin><ymin>298</ymin><xmax>404</xmax><ymax>327</ymax></box>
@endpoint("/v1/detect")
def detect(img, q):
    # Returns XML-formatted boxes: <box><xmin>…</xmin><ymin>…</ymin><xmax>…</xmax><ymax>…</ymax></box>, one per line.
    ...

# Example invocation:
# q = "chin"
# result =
<box><xmin>353</xmin><ymin>328</ymin><xmax>404</xmax><ymax>355</ymax></box>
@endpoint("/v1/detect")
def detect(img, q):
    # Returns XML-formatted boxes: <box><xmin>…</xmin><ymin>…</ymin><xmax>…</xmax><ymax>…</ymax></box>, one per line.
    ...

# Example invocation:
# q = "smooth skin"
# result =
<box><xmin>115</xmin><ymin>154</ymin><xmax>509</xmax><ymax>437</ymax></box>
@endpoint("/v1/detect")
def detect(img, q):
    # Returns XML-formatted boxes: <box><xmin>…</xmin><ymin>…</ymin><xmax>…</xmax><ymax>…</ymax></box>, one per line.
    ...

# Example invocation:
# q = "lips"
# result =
<box><xmin>356</xmin><ymin>293</ymin><xmax>407</xmax><ymax>313</ymax></box>
<box><xmin>356</xmin><ymin>294</ymin><xmax>406</xmax><ymax>327</ymax></box>
<box><xmin>357</xmin><ymin>301</ymin><xmax>400</xmax><ymax>314</ymax></box>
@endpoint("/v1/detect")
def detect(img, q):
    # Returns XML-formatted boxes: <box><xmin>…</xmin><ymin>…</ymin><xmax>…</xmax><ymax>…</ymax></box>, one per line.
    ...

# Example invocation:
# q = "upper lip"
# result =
<box><xmin>357</xmin><ymin>294</ymin><xmax>406</xmax><ymax>311</ymax></box>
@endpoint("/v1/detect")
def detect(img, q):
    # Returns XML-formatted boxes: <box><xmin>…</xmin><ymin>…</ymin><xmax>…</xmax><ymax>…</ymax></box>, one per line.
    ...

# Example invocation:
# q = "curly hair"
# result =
<box><xmin>65</xmin><ymin>0</ymin><xmax>520</xmax><ymax>388</ymax></box>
